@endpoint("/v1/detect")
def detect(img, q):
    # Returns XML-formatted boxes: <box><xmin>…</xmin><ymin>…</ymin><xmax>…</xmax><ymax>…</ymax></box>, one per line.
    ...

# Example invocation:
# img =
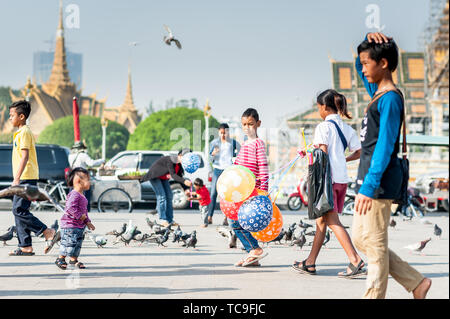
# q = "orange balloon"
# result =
<box><xmin>256</xmin><ymin>188</ymin><xmax>268</xmax><ymax>195</ymax></box>
<box><xmin>251</xmin><ymin>204</ymin><xmax>283</xmax><ymax>242</ymax></box>
<box><xmin>255</xmin><ymin>188</ymin><xmax>271</xmax><ymax>200</ymax></box>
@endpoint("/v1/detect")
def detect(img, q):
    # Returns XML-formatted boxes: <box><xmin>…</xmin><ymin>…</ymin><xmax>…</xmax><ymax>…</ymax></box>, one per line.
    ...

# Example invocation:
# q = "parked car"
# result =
<box><xmin>102</xmin><ymin>150</ymin><xmax>212</xmax><ymax>209</ymax></box>
<box><xmin>0</xmin><ymin>143</ymin><xmax>70</xmax><ymax>192</ymax></box>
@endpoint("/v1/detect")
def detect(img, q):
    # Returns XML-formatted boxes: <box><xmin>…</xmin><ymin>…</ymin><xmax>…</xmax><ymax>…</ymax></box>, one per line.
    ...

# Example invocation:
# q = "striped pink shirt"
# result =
<box><xmin>234</xmin><ymin>138</ymin><xmax>269</xmax><ymax>191</ymax></box>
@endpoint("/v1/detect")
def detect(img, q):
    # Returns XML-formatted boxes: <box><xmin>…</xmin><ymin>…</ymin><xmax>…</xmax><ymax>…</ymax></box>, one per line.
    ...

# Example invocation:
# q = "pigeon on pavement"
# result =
<box><xmin>87</xmin><ymin>232</ymin><xmax>108</xmax><ymax>248</ymax></box>
<box><xmin>147</xmin><ymin>228</ymin><xmax>170</xmax><ymax>247</ymax></box>
<box><xmin>116</xmin><ymin>225</ymin><xmax>138</xmax><ymax>246</ymax></box>
<box><xmin>172</xmin><ymin>226</ymin><xmax>183</xmax><ymax>243</ymax></box>
<box><xmin>322</xmin><ymin>230</ymin><xmax>331</xmax><ymax>247</ymax></box>
<box><xmin>270</xmin><ymin>228</ymin><xmax>285</xmax><ymax>245</ymax></box>
<box><xmin>389</xmin><ymin>218</ymin><xmax>397</xmax><ymax>229</ymax></box>
<box><xmin>133</xmin><ymin>233</ymin><xmax>152</xmax><ymax>246</ymax></box>
<box><xmin>44</xmin><ymin>230</ymin><xmax>61</xmax><ymax>254</ymax></box>
<box><xmin>284</xmin><ymin>223</ymin><xmax>296</xmax><ymax>243</ymax></box>
<box><xmin>216</xmin><ymin>226</ymin><xmax>236</xmax><ymax>248</ymax></box>
<box><xmin>299</xmin><ymin>219</ymin><xmax>313</xmax><ymax>229</ymax></box>
<box><xmin>434</xmin><ymin>224</ymin><xmax>442</xmax><ymax>238</ymax></box>
<box><xmin>305</xmin><ymin>230</ymin><xmax>316</xmax><ymax>236</ymax></box>
<box><xmin>404</xmin><ymin>238</ymin><xmax>431</xmax><ymax>254</ymax></box>
<box><xmin>0</xmin><ymin>227</ymin><xmax>16</xmax><ymax>245</ymax></box>
<box><xmin>183</xmin><ymin>230</ymin><xmax>197</xmax><ymax>248</ymax></box>
<box><xmin>290</xmin><ymin>230</ymin><xmax>306</xmax><ymax>249</ymax></box>
<box><xmin>106</xmin><ymin>223</ymin><xmax>127</xmax><ymax>238</ymax></box>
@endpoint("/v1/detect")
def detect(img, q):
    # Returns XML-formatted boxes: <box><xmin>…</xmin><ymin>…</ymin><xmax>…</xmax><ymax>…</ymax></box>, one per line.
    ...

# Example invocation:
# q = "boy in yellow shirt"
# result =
<box><xmin>8</xmin><ymin>100</ymin><xmax>56</xmax><ymax>256</ymax></box>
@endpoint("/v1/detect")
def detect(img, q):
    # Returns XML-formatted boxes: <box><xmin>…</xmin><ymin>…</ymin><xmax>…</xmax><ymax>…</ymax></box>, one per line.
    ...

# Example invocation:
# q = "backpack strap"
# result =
<box><xmin>326</xmin><ymin>119</ymin><xmax>348</xmax><ymax>150</ymax></box>
<box><xmin>368</xmin><ymin>88</ymin><xmax>406</xmax><ymax>159</ymax></box>
<box><xmin>71</xmin><ymin>152</ymin><xmax>81</xmax><ymax>168</ymax></box>
<box><xmin>232</xmin><ymin>139</ymin><xmax>237</xmax><ymax>157</ymax></box>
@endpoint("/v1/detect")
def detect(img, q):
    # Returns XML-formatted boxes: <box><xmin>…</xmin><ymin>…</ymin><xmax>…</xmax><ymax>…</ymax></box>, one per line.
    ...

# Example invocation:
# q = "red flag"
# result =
<box><xmin>73</xmin><ymin>97</ymin><xmax>80</xmax><ymax>142</ymax></box>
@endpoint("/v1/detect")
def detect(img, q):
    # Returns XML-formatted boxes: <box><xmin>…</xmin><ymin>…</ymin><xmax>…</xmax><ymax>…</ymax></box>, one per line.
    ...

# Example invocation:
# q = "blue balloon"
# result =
<box><xmin>182</xmin><ymin>153</ymin><xmax>201</xmax><ymax>174</ymax></box>
<box><xmin>238</xmin><ymin>195</ymin><xmax>273</xmax><ymax>232</ymax></box>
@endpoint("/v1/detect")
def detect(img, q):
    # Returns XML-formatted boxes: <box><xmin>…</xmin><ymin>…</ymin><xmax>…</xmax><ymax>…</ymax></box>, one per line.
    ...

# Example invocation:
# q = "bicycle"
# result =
<box><xmin>30</xmin><ymin>180</ymin><xmax>69</xmax><ymax>212</ymax></box>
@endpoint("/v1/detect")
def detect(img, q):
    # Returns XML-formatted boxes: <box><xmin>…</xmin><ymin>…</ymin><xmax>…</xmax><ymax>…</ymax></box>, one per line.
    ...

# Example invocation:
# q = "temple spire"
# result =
<box><xmin>43</xmin><ymin>0</ymin><xmax>73</xmax><ymax>94</ymax></box>
<box><xmin>122</xmin><ymin>65</ymin><xmax>137</xmax><ymax>111</ymax></box>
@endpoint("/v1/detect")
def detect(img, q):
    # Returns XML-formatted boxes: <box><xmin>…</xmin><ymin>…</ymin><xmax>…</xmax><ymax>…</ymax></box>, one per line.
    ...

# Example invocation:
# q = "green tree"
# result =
<box><xmin>0</xmin><ymin>133</ymin><xmax>13</xmax><ymax>143</ymax></box>
<box><xmin>127</xmin><ymin>107</ymin><xmax>220</xmax><ymax>151</ymax></box>
<box><xmin>38</xmin><ymin>115</ymin><xmax>130</xmax><ymax>159</ymax></box>
<box><xmin>0</xmin><ymin>86</ymin><xmax>21</xmax><ymax>108</ymax></box>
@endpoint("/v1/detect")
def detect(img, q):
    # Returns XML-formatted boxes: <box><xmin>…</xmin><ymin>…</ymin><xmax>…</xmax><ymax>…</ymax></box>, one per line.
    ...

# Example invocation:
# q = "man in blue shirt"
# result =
<box><xmin>353</xmin><ymin>32</ymin><xmax>431</xmax><ymax>299</ymax></box>
<box><xmin>208</xmin><ymin>123</ymin><xmax>240</xmax><ymax>226</ymax></box>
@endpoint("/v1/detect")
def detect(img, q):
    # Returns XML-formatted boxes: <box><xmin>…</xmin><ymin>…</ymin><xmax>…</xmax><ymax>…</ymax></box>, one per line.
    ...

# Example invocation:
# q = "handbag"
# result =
<box><xmin>393</xmin><ymin>90</ymin><xmax>409</xmax><ymax>205</ymax></box>
<box><xmin>367</xmin><ymin>88</ymin><xmax>409</xmax><ymax>204</ymax></box>
<box><xmin>307</xmin><ymin>148</ymin><xmax>334</xmax><ymax>219</ymax></box>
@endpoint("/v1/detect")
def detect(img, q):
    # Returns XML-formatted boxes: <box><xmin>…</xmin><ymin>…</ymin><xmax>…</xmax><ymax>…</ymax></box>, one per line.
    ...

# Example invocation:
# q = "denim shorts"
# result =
<box><xmin>59</xmin><ymin>227</ymin><xmax>85</xmax><ymax>258</ymax></box>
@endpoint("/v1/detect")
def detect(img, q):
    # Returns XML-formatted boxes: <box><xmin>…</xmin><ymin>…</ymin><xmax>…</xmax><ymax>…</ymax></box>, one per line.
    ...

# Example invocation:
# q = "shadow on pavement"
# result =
<box><xmin>0</xmin><ymin>267</ymin><xmax>277</xmax><ymax>279</ymax></box>
<box><xmin>0</xmin><ymin>286</ymin><xmax>238</xmax><ymax>297</ymax></box>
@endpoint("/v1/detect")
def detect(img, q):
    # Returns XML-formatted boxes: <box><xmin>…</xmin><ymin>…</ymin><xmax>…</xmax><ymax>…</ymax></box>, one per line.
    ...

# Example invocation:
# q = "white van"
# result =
<box><xmin>102</xmin><ymin>150</ymin><xmax>212</xmax><ymax>209</ymax></box>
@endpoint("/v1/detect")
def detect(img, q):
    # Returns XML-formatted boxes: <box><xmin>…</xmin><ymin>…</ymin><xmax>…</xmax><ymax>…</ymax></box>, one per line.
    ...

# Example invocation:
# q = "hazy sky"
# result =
<box><xmin>0</xmin><ymin>0</ymin><xmax>430</xmax><ymax>128</ymax></box>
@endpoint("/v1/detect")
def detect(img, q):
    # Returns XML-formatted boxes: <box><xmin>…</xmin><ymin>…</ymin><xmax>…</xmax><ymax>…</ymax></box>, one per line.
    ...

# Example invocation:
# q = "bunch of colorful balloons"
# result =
<box><xmin>216</xmin><ymin>165</ymin><xmax>283</xmax><ymax>242</ymax></box>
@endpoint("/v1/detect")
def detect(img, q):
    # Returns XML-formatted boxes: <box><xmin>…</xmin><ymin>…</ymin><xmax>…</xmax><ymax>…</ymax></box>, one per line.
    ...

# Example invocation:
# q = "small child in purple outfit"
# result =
<box><xmin>55</xmin><ymin>167</ymin><xmax>95</xmax><ymax>270</ymax></box>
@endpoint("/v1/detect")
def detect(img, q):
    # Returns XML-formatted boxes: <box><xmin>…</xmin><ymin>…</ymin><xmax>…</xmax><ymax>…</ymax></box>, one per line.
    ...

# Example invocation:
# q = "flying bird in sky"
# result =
<box><xmin>163</xmin><ymin>25</ymin><xmax>182</xmax><ymax>49</ymax></box>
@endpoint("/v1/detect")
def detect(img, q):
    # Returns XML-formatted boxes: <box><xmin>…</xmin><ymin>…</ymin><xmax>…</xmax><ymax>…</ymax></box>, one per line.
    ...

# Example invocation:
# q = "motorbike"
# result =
<box><xmin>342</xmin><ymin>185</ymin><xmax>426</xmax><ymax>218</ymax></box>
<box><xmin>342</xmin><ymin>182</ymin><xmax>357</xmax><ymax>215</ymax></box>
<box><xmin>287</xmin><ymin>177</ymin><xmax>308</xmax><ymax>211</ymax></box>
<box><xmin>393</xmin><ymin>187</ymin><xmax>426</xmax><ymax>219</ymax></box>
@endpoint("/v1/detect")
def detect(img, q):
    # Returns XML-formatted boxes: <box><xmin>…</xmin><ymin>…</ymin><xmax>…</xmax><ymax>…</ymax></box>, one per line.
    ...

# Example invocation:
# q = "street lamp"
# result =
<box><xmin>101</xmin><ymin>117</ymin><xmax>108</xmax><ymax>161</ymax></box>
<box><xmin>203</xmin><ymin>98</ymin><xmax>212</xmax><ymax>158</ymax></box>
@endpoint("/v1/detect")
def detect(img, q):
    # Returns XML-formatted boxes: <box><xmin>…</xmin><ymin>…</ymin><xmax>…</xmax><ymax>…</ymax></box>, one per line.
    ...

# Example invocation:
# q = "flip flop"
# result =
<box><xmin>234</xmin><ymin>259</ymin><xmax>261</xmax><ymax>267</ymax></box>
<box><xmin>242</xmin><ymin>252</ymin><xmax>268</xmax><ymax>267</ymax></box>
<box><xmin>44</xmin><ymin>230</ymin><xmax>61</xmax><ymax>254</ymax></box>
<box><xmin>9</xmin><ymin>248</ymin><xmax>35</xmax><ymax>256</ymax></box>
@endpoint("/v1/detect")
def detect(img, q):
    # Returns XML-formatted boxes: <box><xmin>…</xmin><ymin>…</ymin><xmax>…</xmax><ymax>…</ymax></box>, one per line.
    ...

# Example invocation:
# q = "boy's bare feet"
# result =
<box><xmin>413</xmin><ymin>278</ymin><xmax>432</xmax><ymax>299</ymax></box>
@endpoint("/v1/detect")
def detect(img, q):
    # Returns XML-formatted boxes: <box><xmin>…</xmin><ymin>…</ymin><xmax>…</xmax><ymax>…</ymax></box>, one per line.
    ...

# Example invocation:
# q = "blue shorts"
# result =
<box><xmin>59</xmin><ymin>227</ymin><xmax>85</xmax><ymax>258</ymax></box>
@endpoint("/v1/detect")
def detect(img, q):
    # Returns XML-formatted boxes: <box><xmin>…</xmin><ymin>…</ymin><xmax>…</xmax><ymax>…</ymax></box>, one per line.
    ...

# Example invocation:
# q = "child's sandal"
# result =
<box><xmin>55</xmin><ymin>257</ymin><xmax>67</xmax><ymax>270</ymax></box>
<box><xmin>69</xmin><ymin>260</ymin><xmax>86</xmax><ymax>269</ymax></box>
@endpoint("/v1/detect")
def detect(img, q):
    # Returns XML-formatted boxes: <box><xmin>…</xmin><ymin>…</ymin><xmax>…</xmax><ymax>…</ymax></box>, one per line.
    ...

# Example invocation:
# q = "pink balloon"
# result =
<box><xmin>220</xmin><ymin>188</ymin><xmax>258</xmax><ymax>220</ymax></box>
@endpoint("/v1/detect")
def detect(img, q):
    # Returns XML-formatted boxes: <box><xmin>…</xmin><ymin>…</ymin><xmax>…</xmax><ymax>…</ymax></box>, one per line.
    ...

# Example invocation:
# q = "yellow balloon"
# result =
<box><xmin>216</xmin><ymin>165</ymin><xmax>256</xmax><ymax>203</ymax></box>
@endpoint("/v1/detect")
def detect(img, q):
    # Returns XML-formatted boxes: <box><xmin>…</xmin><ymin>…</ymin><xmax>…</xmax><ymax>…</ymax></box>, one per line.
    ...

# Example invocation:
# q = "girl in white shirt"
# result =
<box><xmin>292</xmin><ymin>89</ymin><xmax>366</xmax><ymax>279</ymax></box>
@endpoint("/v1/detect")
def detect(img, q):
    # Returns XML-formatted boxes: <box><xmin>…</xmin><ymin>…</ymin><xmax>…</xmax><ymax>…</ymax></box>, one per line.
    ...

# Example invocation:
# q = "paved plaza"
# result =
<box><xmin>0</xmin><ymin>202</ymin><xmax>448</xmax><ymax>299</ymax></box>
